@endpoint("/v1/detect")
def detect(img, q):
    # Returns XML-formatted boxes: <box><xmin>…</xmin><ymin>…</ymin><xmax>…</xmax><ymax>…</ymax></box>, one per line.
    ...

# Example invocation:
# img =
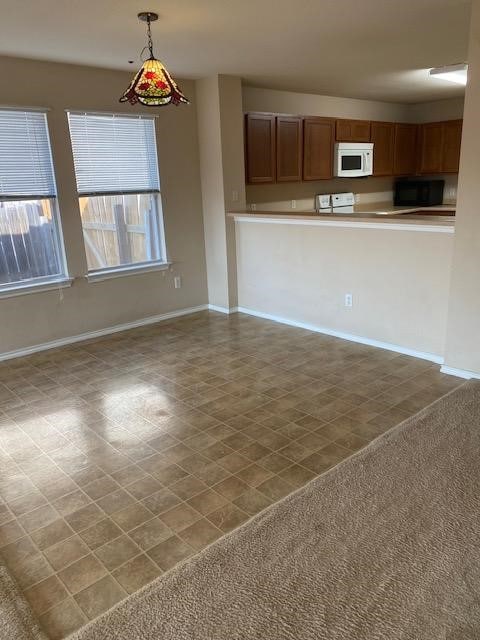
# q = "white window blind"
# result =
<box><xmin>67</xmin><ymin>112</ymin><xmax>160</xmax><ymax>196</ymax></box>
<box><xmin>0</xmin><ymin>109</ymin><xmax>56</xmax><ymax>199</ymax></box>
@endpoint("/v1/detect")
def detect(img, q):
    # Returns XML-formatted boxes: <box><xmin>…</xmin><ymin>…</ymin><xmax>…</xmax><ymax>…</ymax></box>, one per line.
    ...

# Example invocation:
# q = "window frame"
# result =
<box><xmin>0</xmin><ymin>107</ymin><xmax>69</xmax><ymax>296</ymax></box>
<box><xmin>67</xmin><ymin>111</ymin><xmax>168</xmax><ymax>279</ymax></box>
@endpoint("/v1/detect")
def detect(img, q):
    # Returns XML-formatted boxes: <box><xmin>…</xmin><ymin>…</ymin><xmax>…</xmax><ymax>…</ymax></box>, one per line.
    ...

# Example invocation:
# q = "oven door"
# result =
<box><xmin>336</xmin><ymin>149</ymin><xmax>373</xmax><ymax>177</ymax></box>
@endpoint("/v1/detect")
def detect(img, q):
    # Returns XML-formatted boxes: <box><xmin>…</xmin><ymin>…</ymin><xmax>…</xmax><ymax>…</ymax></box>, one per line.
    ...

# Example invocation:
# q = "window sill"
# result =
<box><xmin>0</xmin><ymin>277</ymin><xmax>74</xmax><ymax>300</ymax></box>
<box><xmin>86</xmin><ymin>261</ymin><xmax>171</xmax><ymax>283</ymax></box>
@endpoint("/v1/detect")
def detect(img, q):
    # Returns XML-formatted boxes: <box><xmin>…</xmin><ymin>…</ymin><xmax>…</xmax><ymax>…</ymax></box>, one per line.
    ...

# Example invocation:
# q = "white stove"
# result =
<box><xmin>315</xmin><ymin>192</ymin><xmax>356</xmax><ymax>214</ymax></box>
<box><xmin>331</xmin><ymin>192</ymin><xmax>355</xmax><ymax>213</ymax></box>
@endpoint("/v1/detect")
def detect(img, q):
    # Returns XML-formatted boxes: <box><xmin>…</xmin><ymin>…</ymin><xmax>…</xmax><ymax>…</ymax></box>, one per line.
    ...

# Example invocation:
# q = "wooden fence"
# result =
<box><xmin>0</xmin><ymin>195</ymin><xmax>162</xmax><ymax>283</ymax></box>
<box><xmin>0</xmin><ymin>200</ymin><xmax>60</xmax><ymax>285</ymax></box>
<box><xmin>79</xmin><ymin>194</ymin><xmax>161</xmax><ymax>270</ymax></box>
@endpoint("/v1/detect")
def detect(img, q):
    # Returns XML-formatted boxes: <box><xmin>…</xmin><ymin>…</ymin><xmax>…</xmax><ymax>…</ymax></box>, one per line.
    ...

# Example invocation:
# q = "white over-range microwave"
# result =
<box><xmin>334</xmin><ymin>142</ymin><xmax>374</xmax><ymax>178</ymax></box>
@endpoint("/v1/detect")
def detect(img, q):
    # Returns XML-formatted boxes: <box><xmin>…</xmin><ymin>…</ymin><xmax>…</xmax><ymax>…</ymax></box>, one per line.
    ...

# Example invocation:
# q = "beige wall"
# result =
<box><xmin>196</xmin><ymin>75</ymin><xmax>246</xmax><ymax>310</ymax></box>
<box><xmin>243</xmin><ymin>86</ymin><xmax>465</xmax><ymax>123</ymax></box>
<box><xmin>242</xmin><ymin>86</ymin><xmax>414</xmax><ymax>121</ymax></box>
<box><xmin>218</xmin><ymin>76</ymin><xmax>247</xmax><ymax>309</ymax></box>
<box><xmin>236</xmin><ymin>220</ymin><xmax>454</xmax><ymax>358</ymax></box>
<box><xmin>196</xmin><ymin>76</ymin><xmax>229</xmax><ymax>309</ymax></box>
<box><xmin>247</xmin><ymin>177</ymin><xmax>395</xmax><ymax>212</ymax></box>
<box><xmin>409</xmin><ymin>97</ymin><xmax>465</xmax><ymax>123</ymax></box>
<box><xmin>444</xmin><ymin>0</ymin><xmax>480</xmax><ymax>375</ymax></box>
<box><xmin>0</xmin><ymin>56</ymin><xmax>208</xmax><ymax>355</ymax></box>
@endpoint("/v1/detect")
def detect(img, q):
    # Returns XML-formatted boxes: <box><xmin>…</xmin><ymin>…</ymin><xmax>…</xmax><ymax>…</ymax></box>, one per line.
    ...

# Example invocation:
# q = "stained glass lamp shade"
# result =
<box><xmin>120</xmin><ymin>12</ymin><xmax>189</xmax><ymax>107</ymax></box>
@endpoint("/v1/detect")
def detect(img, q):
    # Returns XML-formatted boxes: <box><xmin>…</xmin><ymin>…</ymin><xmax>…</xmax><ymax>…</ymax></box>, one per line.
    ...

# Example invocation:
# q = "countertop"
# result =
<box><xmin>229</xmin><ymin>202</ymin><xmax>456</xmax><ymax>229</ymax></box>
<box><xmin>348</xmin><ymin>202</ymin><xmax>456</xmax><ymax>215</ymax></box>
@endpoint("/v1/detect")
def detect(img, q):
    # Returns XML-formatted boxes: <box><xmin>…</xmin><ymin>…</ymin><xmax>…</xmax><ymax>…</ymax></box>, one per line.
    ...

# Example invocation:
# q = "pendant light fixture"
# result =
<box><xmin>120</xmin><ymin>12</ymin><xmax>189</xmax><ymax>107</ymax></box>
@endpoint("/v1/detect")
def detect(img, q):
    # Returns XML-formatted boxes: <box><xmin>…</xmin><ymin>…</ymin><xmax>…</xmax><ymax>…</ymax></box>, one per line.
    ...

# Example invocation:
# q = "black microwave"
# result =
<box><xmin>394</xmin><ymin>179</ymin><xmax>445</xmax><ymax>207</ymax></box>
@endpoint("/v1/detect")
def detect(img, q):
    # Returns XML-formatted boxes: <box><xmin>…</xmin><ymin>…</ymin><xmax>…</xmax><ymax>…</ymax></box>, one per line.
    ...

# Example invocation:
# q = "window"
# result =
<box><xmin>67</xmin><ymin>112</ymin><xmax>166</xmax><ymax>274</ymax></box>
<box><xmin>0</xmin><ymin>109</ymin><xmax>66</xmax><ymax>291</ymax></box>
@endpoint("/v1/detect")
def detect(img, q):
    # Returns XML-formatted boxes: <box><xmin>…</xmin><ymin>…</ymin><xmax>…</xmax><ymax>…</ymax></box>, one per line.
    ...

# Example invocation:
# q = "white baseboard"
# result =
<box><xmin>440</xmin><ymin>365</ymin><xmax>480</xmax><ymax>380</ymax></box>
<box><xmin>2</xmin><ymin>301</ymin><xmax>452</xmax><ymax>370</ymax></box>
<box><xmin>207</xmin><ymin>305</ymin><xmax>239</xmax><ymax>314</ymax></box>
<box><xmin>236</xmin><ymin>306</ymin><xmax>444</xmax><ymax>365</ymax></box>
<box><xmin>0</xmin><ymin>304</ymin><xmax>209</xmax><ymax>363</ymax></box>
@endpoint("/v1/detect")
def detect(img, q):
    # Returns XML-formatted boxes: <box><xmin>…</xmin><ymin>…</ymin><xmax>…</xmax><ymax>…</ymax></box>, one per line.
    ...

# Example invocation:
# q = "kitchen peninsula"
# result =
<box><xmin>231</xmin><ymin>203</ymin><xmax>455</xmax><ymax>223</ymax></box>
<box><xmin>230</xmin><ymin>204</ymin><xmax>455</xmax><ymax>364</ymax></box>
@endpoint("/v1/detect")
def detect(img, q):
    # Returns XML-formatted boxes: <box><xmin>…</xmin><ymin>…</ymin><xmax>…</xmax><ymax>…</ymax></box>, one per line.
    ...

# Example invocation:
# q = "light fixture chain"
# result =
<box><xmin>147</xmin><ymin>15</ymin><xmax>154</xmax><ymax>58</ymax></box>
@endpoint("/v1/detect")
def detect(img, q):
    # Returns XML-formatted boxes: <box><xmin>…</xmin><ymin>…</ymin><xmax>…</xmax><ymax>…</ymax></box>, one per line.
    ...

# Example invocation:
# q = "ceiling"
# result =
<box><xmin>0</xmin><ymin>0</ymin><xmax>472</xmax><ymax>103</ymax></box>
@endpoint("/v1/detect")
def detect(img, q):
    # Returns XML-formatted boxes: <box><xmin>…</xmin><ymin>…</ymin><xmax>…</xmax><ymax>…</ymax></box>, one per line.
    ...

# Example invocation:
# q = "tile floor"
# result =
<box><xmin>0</xmin><ymin>311</ymin><xmax>462</xmax><ymax>638</ymax></box>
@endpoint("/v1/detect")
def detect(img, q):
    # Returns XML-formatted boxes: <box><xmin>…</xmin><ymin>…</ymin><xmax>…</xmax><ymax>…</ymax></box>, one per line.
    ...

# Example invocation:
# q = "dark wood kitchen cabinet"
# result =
<box><xmin>336</xmin><ymin>119</ymin><xmax>371</xmax><ymax>142</ymax></box>
<box><xmin>419</xmin><ymin>120</ymin><xmax>463</xmax><ymax>175</ymax></box>
<box><xmin>393</xmin><ymin>123</ymin><xmax>418</xmax><ymax>176</ymax></box>
<box><xmin>419</xmin><ymin>122</ymin><xmax>444</xmax><ymax>174</ymax></box>
<box><xmin>276</xmin><ymin>116</ymin><xmax>303</xmax><ymax>182</ymax></box>
<box><xmin>245</xmin><ymin>113</ymin><xmax>276</xmax><ymax>183</ymax></box>
<box><xmin>303</xmin><ymin>117</ymin><xmax>335</xmax><ymax>180</ymax></box>
<box><xmin>371</xmin><ymin>121</ymin><xmax>395</xmax><ymax>176</ymax></box>
<box><xmin>442</xmin><ymin>119</ymin><xmax>463</xmax><ymax>173</ymax></box>
<box><xmin>244</xmin><ymin>111</ymin><xmax>462</xmax><ymax>185</ymax></box>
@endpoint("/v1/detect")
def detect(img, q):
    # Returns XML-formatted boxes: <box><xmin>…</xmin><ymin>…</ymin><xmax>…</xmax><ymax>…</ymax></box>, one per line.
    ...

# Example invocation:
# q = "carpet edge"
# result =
<box><xmin>0</xmin><ymin>559</ymin><xmax>47</xmax><ymax>640</ymax></box>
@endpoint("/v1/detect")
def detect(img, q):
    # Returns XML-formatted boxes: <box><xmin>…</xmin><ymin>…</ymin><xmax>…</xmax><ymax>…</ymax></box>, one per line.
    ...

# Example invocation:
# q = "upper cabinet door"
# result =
<box><xmin>245</xmin><ymin>113</ymin><xmax>276</xmax><ymax>183</ymax></box>
<box><xmin>371</xmin><ymin>122</ymin><xmax>395</xmax><ymax>176</ymax></box>
<box><xmin>393</xmin><ymin>123</ymin><xmax>418</xmax><ymax>176</ymax></box>
<box><xmin>336</xmin><ymin>119</ymin><xmax>371</xmax><ymax>142</ymax></box>
<box><xmin>419</xmin><ymin>122</ymin><xmax>444</xmax><ymax>174</ymax></box>
<box><xmin>442</xmin><ymin>120</ymin><xmax>463</xmax><ymax>173</ymax></box>
<box><xmin>303</xmin><ymin>117</ymin><xmax>335</xmax><ymax>181</ymax></box>
<box><xmin>276</xmin><ymin>116</ymin><xmax>303</xmax><ymax>182</ymax></box>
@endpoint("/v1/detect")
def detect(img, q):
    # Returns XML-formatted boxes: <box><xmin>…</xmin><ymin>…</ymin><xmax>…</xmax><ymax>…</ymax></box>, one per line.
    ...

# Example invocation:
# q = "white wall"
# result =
<box><xmin>0</xmin><ymin>56</ymin><xmax>208</xmax><ymax>355</ymax></box>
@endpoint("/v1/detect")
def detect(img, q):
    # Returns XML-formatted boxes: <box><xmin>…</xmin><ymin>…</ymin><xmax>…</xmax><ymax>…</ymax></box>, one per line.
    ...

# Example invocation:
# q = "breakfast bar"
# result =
<box><xmin>230</xmin><ymin>208</ymin><xmax>454</xmax><ymax>362</ymax></box>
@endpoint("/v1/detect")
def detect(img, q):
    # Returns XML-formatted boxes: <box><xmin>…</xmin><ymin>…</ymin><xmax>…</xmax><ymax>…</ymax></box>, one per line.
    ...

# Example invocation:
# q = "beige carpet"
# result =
<box><xmin>5</xmin><ymin>381</ymin><xmax>480</xmax><ymax>639</ymax></box>
<box><xmin>0</xmin><ymin>562</ymin><xmax>47</xmax><ymax>640</ymax></box>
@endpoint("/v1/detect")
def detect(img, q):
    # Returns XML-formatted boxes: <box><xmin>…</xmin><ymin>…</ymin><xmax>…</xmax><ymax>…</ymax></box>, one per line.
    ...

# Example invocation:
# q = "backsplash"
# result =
<box><xmin>246</xmin><ymin>175</ymin><xmax>458</xmax><ymax>211</ymax></box>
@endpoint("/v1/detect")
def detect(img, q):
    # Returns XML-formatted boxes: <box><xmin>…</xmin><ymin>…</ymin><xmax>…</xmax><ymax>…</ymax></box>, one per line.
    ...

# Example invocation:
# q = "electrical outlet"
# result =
<box><xmin>345</xmin><ymin>293</ymin><xmax>353</xmax><ymax>308</ymax></box>
<box><xmin>174</xmin><ymin>276</ymin><xmax>182</xmax><ymax>289</ymax></box>
<box><xmin>232</xmin><ymin>190</ymin><xmax>239</xmax><ymax>202</ymax></box>
<box><xmin>250</xmin><ymin>203</ymin><xmax>257</xmax><ymax>211</ymax></box>
<box><xmin>291</xmin><ymin>200</ymin><xmax>296</xmax><ymax>209</ymax></box>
